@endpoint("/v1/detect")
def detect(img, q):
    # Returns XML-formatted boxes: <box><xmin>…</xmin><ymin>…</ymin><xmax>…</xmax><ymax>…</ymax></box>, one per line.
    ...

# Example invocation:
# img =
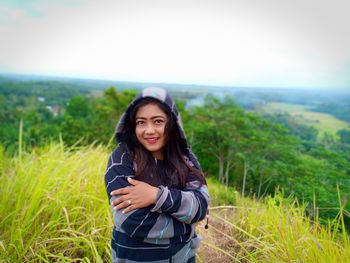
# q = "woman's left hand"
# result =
<box><xmin>110</xmin><ymin>177</ymin><xmax>159</xmax><ymax>214</ymax></box>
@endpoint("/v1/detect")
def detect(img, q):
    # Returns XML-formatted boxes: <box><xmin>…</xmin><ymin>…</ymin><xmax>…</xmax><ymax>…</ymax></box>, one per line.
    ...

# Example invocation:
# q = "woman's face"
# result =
<box><xmin>135</xmin><ymin>102</ymin><xmax>168</xmax><ymax>160</ymax></box>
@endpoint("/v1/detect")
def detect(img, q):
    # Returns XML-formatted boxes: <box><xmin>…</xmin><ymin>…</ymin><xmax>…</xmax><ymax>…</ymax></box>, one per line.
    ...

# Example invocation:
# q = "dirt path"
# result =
<box><xmin>196</xmin><ymin>209</ymin><xmax>241</xmax><ymax>263</ymax></box>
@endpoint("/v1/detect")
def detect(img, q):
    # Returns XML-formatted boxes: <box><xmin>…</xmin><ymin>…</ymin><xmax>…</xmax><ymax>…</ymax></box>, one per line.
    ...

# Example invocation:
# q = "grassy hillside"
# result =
<box><xmin>0</xmin><ymin>144</ymin><xmax>349</xmax><ymax>262</ymax></box>
<box><xmin>257</xmin><ymin>102</ymin><xmax>350</xmax><ymax>139</ymax></box>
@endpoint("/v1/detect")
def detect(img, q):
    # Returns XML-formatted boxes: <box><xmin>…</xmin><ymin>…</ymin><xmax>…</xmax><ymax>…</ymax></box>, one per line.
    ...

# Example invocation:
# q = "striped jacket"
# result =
<box><xmin>105</xmin><ymin>87</ymin><xmax>210</xmax><ymax>262</ymax></box>
<box><xmin>104</xmin><ymin>144</ymin><xmax>210</xmax><ymax>262</ymax></box>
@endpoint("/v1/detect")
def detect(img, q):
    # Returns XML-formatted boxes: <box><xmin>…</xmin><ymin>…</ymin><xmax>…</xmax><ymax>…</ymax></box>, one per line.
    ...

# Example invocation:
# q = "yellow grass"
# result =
<box><xmin>197</xmin><ymin>179</ymin><xmax>350</xmax><ymax>262</ymax></box>
<box><xmin>0</xmin><ymin>143</ymin><xmax>112</xmax><ymax>261</ymax></box>
<box><xmin>0</xmin><ymin>144</ymin><xmax>349</xmax><ymax>262</ymax></box>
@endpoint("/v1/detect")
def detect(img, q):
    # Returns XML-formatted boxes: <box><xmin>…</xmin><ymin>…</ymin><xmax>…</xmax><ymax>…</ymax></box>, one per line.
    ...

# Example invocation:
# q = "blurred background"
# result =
<box><xmin>0</xmin><ymin>0</ymin><xmax>349</xmax><ymax>261</ymax></box>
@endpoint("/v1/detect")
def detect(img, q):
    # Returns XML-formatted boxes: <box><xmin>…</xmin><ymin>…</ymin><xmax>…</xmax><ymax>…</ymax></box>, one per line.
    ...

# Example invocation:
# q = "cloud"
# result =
<box><xmin>0</xmin><ymin>0</ymin><xmax>349</xmax><ymax>89</ymax></box>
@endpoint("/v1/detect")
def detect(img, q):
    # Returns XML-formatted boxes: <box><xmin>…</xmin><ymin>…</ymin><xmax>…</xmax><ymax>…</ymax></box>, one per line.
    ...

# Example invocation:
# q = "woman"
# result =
<box><xmin>104</xmin><ymin>87</ymin><xmax>210</xmax><ymax>262</ymax></box>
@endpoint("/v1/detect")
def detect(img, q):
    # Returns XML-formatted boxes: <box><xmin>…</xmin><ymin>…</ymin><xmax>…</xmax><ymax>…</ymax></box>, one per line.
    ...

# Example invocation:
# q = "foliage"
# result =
<box><xmin>337</xmin><ymin>129</ymin><xmax>350</xmax><ymax>144</ymax></box>
<box><xmin>312</xmin><ymin>102</ymin><xmax>350</xmax><ymax>123</ymax></box>
<box><xmin>263</xmin><ymin>112</ymin><xmax>319</xmax><ymax>144</ymax></box>
<box><xmin>1</xmin><ymin>81</ymin><xmax>349</xmax><ymax>228</ymax></box>
<box><xmin>0</xmin><ymin>144</ymin><xmax>111</xmax><ymax>261</ymax></box>
<box><xmin>205</xmin><ymin>177</ymin><xmax>237</xmax><ymax>206</ymax></box>
<box><xmin>181</xmin><ymin>95</ymin><xmax>350</xmax><ymax>227</ymax></box>
<box><xmin>0</xmin><ymin>145</ymin><xmax>348</xmax><ymax>262</ymax></box>
<box><xmin>198</xmin><ymin>181</ymin><xmax>350</xmax><ymax>262</ymax></box>
<box><xmin>0</xmin><ymin>81</ymin><xmax>136</xmax><ymax>151</ymax></box>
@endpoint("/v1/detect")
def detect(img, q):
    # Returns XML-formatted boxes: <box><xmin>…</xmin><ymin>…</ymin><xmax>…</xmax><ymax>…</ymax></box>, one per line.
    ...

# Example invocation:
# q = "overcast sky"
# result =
<box><xmin>0</xmin><ymin>0</ymin><xmax>349</xmax><ymax>89</ymax></box>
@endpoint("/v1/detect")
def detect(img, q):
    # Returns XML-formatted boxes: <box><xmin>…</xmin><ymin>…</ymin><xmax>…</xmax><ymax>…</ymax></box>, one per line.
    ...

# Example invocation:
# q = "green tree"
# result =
<box><xmin>337</xmin><ymin>129</ymin><xmax>350</xmax><ymax>144</ymax></box>
<box><xmin>186</xmin><ymin>95</ymin><xmax>243</xmax><ymax>186</ymax></box>
<box><xmin>66</xmin><ymin>96</ymin><xmax>89</xmax><ymax>118</ymax></box>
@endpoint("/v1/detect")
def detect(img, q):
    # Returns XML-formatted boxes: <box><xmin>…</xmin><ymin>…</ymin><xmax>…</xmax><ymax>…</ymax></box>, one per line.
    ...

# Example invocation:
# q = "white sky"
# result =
<box><xmin>0</xmin><ymin>0</ymin><xmax>349</xmax><ymax>89</ymax></box>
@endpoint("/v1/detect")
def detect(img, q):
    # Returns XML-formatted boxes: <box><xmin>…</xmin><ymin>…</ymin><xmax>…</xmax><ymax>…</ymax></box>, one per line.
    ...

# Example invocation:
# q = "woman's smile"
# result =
<box><xmin>135</xmin><ymin>102</ymin><xmax>168</xmax><ymax>159</ymax></box>
<box><xmin>144</xmin><ymin>137</ymin><xmax>159</xmax><ymax>144</ymax></box>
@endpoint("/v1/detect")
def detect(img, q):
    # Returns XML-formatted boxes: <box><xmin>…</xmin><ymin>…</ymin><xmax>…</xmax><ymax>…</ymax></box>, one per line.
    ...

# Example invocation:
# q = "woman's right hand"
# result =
<box><xmin>110</xmin><ymin>177</ymin><xmax>159</xmax><ymax>214</ymax></box>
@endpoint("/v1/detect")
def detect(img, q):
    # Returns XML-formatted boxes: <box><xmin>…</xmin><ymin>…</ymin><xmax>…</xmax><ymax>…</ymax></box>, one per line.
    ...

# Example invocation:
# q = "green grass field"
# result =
<box><xmin>0</xmin><ymin>144</ymin><xmax>349</xmax><ymax>262</ymax></box>
<box><xmin>257</xmin><ymin>102</ymin><xmax>350</xmax><ymax>139</ymax></box>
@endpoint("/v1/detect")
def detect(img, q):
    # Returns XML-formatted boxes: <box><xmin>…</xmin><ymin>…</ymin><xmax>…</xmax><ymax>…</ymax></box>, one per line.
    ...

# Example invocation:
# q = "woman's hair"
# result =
<box><xmin>122</xmin><ymin>97</ymin><xmax>205</xmax><ymax>188</ymax></box>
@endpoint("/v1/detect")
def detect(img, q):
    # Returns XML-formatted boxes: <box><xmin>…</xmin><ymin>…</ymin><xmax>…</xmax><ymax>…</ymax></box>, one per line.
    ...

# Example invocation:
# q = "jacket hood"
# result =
<box><xmin>115</xmin><ymin>87</ymin><xmax>190</xmax><ymax>153</ymax></box>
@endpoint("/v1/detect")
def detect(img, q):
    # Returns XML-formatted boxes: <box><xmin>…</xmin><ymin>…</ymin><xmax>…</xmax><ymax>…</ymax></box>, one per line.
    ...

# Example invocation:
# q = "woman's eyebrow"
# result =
<box><xmin>151</xmin><ymin>116</ymin><xmax>166</xmax><ymax>119</ymax></box>
<box><xmin>136</xmin><ymin>116</ymin><xmax>166</xmax><ymax>120</ymax></box>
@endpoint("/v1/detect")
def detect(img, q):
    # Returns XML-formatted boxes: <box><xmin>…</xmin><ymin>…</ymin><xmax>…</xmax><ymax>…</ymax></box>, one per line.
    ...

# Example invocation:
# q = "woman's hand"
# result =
<box><xmin>110</xmin><ymin>177</ymin><xmax>159</xmax><ymax>214</ymax></box>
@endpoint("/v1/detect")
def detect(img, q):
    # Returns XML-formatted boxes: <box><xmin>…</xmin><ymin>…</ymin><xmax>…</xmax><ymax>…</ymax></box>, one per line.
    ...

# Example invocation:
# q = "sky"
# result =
<box><xmin>0</xmin><ymin>0</ymin><xmax>349</xmax><ymax>89</ymax></box>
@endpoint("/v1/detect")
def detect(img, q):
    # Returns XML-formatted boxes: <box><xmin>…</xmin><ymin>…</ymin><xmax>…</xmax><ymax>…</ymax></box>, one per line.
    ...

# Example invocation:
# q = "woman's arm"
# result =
<box><xmin>151</xmin><ymin>174</ymin><xmax>210</xmax><ymax>224</ymax></box>
<box><xmin>110</xmin><ymin>171</ymin><xmax>210</xmax><ymax>225</ymax></box>
<box><xmin>105</xmin><ymin>147</ymin><xmax>191</xmax><ymax>241</ymax></box>
<box><xmin>151</xmin><ymin>152</ymin><xmax>210</xmax><ymax>224</ymax></box>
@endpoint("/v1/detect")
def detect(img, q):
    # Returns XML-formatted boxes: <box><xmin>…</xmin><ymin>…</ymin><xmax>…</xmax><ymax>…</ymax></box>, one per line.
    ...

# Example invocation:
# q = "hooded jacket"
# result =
<box><xmin>104</xmin><ymin>87</ymin><xmax>210</xmax><ymax>262</ymax></box>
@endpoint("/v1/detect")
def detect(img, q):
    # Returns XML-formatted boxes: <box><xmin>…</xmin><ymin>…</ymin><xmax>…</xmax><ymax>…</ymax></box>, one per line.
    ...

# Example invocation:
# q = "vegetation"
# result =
<box><xmin>0</xmin><ymin>145</ymin><xmax>348</xmax><ymax>262</ymax></box>
<box><xmin>0</xmin><ymin>144</ymin><xmax>111</xmax><ymax>261</ymax></box>
<box><xmin>1</xmin><ymin>80</ymin><xmax>349</xmax><ymax>226</ymax></box>
<box><xmin>185</xmin><ymin>97</ymin><xmax>349</xmax><ymax>226</ymax></box>
<box><xmin>198</xmin><ymin>179</ymin><xmax>350</xmax><ymax>263</ymax></box>
<box><xmin>0</xmin><ymin>81</ymin><xmax>136</xmax><ymax>152</ymax></box>
<box><xmin>0</xmin><ymin>78</ymin><xmax>349</xmax><ymax>261</ymax></box>
<box><xmin>256</xmin><ymin>102</ymin><xmax>350</xmax><ymax>139</ymax></box>
<box><xmin>312</xmin><ymin>102</ymin><xmax>350</xmax><ymax>123</ymax></box>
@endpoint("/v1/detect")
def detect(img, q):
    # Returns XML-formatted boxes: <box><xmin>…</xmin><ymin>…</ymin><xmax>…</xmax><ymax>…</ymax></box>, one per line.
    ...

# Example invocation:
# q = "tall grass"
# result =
<box><xmin>0</xmin><ymin>144</ymin><xmax>349</xmax><ymax>262</ymax></box>
<box><xmin>197</xmin><ymin>179</ymin><xmax>350</xmax><ymax>262</ymax></box>
<box><xmin>0</xmin><ymin>143</ymin><xmax>112</xmax><ymax>262</ymax></box>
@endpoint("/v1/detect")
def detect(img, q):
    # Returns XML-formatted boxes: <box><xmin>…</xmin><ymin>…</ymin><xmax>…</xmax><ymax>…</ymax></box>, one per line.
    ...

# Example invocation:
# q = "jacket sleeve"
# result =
<box><xmin>151</xmin><ymin>153</ymin><xmax>210</xmax><ymax>224</ymax></box>
<box><xmin>151</xmin><ymin>176</ymin><xmax>210</xmax><ymax>224</ymax></box>
<box><xmin>104</xmin><ymin>147</ymin><xmax>192</xmax><ymax>241</ymax></box>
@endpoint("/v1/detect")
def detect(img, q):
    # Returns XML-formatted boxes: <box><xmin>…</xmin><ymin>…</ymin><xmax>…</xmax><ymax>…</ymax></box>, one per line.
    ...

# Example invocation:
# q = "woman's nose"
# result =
<box><xmin>145</xmin><ymin>124</ymin><xmax>155</xmax><ymax>134</ymax></box>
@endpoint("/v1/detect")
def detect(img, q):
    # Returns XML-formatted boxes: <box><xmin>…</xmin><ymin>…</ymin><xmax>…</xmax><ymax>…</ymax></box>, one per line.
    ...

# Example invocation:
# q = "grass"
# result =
<box><xmin>0</xmin><ymin>143</ymin><xmax>112</xmax><ymax>262</ymax></box>
<box><xmin>257</xmin><ymin>102</ymin><xmax>350</xmax><ymax>139</ymax></box>
<box><xmin>197</xmin><ymin>189</ymin><xmax>350</xmax><ymax>262</ymax></box>
<box><xmin>0</xmin><ymin>144</ymin><xmax>349</xmax><ymax>262</ymax></box>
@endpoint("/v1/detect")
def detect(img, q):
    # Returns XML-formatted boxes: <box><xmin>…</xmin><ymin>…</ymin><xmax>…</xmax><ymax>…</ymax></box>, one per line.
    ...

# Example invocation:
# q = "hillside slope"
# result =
<box><xmin>0</xmin><ymin>144</ymin><xmax>348</xmax><ymax>262</ymax></box>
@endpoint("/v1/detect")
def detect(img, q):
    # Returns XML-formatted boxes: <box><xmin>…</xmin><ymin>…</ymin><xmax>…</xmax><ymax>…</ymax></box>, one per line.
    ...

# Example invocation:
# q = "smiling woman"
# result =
<box><xmin>134</xmin><ymin>101</ymin><xmax>168</xmax><ymax>160</ymax></box>
<box><xmin>104</xmin><ymin>87</ymin><xmax>210</xmax><ymax>262</ymax></box>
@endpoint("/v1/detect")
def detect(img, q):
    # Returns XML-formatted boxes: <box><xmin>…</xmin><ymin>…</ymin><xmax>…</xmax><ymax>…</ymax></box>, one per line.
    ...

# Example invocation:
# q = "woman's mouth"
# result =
<box><xmin>145</xmin><ymin>137</ymin><xmax>159</xmax><ymax>144</ymax></box>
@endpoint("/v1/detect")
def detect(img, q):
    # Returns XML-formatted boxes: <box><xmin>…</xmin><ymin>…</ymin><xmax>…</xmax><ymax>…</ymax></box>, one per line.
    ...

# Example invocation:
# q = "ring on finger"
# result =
<box><xmin>127</xmin><ymin>199</ymin><xmax>131</xmax><ymax>205</ymax></box>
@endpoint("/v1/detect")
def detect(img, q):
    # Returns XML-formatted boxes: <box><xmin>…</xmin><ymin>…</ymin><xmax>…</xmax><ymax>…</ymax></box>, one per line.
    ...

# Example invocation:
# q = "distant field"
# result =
<box><xmin>257</xmin><ymin>102</ymin><xmax>350</xmax><ymax>139</ymax></box>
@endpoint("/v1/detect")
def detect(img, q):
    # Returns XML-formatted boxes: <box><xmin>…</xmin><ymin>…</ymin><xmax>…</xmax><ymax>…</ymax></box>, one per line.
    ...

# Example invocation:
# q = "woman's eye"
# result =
<box><xmin>136</xmin><ymin>121</ymin><xmax>145</xmax><ymax>125</ymax></box>
<box><xmin>154</xmin><ymin>119</ymin><xmax>164</xmax><ymax>124</ymax></box>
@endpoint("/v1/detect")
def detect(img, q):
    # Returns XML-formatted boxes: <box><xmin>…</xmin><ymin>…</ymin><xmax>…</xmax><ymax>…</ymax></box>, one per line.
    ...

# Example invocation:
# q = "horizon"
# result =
<box><xmin>0</xmin><ymin>0</ymin><xmax>349</xmax><ymax>90</ymax></box>
<box><xmin>2</xmin><ymin>71</ymin><xmax>350</xmax><ymax>93</ymax></box>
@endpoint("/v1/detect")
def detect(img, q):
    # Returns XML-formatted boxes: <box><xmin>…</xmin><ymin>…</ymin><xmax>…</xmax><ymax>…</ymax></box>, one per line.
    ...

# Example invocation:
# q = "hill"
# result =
<box><xmin>0</xmin><ymin>144</ymin><xmax>348</xmax><ymax>262</ymax></box>
<box><xmin>256</xmin><ymin>102</ymin><xmax>350</xmax><ymax>139</ymax></box>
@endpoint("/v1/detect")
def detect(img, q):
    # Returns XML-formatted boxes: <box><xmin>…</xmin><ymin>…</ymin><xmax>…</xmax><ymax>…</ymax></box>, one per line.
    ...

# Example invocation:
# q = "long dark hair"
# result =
<box><xmin>122</xmin><ymin>97</ymin><xmax>205</xmax><ymax>188</ymax></box>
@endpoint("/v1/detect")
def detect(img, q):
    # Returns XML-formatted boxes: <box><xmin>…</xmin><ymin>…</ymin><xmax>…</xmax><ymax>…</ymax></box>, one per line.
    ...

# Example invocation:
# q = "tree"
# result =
<box><xmin>186</xmin><ymin>95</ymin><xmax>244</xmax><ymax>186</ymax></box>
<box><xmin>66</xmin><ymin>96</ymin><xmax>88</xmax><ymax>118</ymax></box>
<box><xmin>337</xmin><ymin>129</ymin><xmax>350</xmax><ymax>144</ymax></box>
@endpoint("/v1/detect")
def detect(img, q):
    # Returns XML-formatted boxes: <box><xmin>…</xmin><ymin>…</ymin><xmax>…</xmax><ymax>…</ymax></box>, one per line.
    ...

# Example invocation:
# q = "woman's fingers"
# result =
<box><xmin>114</xmin><ymin>198</ymin><xmax>132</xmax><ymax>211</ymax></box>
<box><xmin>112</xmin><ymin>195</ymin><xmax>129</xmax><ymax>207</ymax></box>
<box><xmin>110</xmin><ymin>180</ymin><xmax>157</xmax><ymax>212</ymax></box>
<box><xmin>122</xmin><ymin>204</ymin><xmax>135</xmax><ymax>214</ymax></box>
<box><xmin>127</xmin><ymin>177</ymin><xmax>141</xmax><ymax>185</ymax></box>
<box><xmin>112</xmin><ymin>196</ymin><xmax>125</xmax><ymax>206</ymax></box>
<box><xmin>110</xmin><ymin>187</ymin><xmax>131</xmax><ymax>196</ymax></box>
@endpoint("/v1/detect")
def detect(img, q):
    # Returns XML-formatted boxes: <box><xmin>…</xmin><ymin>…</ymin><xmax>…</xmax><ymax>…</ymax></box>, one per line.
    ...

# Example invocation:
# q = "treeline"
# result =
<box><xmin>0</xmin><ymin>80</ymin><xmax>97</xmax><ymax>152</ymax></box>
<box><xmin>1</xmin><ymin>82</ymin><xmax>349</xmax><ymax>227</ymax></box>
<box><xmin>263</xmin><ymin>112</ymin><xmax>350</xmax><ymax>145</ymax></box>
<box><xmin>232</xmin><ymin>88</ymin><xmax>350</xmax><ymax>126</ymax></box>
<box><xmin>311</xmin><ymin>103</ymin><xmax>350</xmax><ymax>124</ymax></box>
<box><xmin>0</xmin><ymin>80</ymin><xmax>94</xmax><ymax>106</ymax></box>
<box><xmin>0</xmin><ymin>81</ymin><xmax>138</xmax><ymax>152</ymax></box>
<box><xmin>184</xmin><ymin>97</ymin><xmax>349</xmax><ymax>226</ymax></box>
